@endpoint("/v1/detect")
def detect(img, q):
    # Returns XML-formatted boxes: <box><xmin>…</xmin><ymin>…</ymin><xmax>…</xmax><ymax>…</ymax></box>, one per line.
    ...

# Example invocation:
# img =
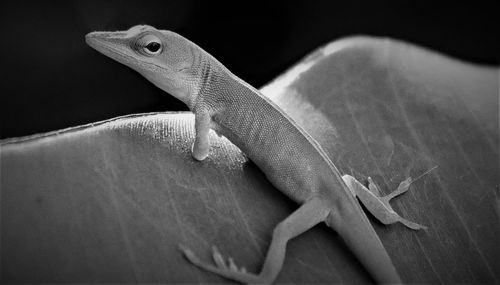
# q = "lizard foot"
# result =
<box><xmin>343</xmin><ymin>174</ymin><xmax>427</xmax><ymax>231</ymax></box>
<box><xmin>368</xmin><ymin>177</ymin><xmax>427</xmax><ymax>230</ymax></box>
<box><xmin>191</xmin><ymin>142</ymin><xmax>209</xmax><ymax>161</ymax></box>
<box><xmin>179</xmin><ymin>244</ymin><xmax>266</xmax><ymax>284</ymax></box>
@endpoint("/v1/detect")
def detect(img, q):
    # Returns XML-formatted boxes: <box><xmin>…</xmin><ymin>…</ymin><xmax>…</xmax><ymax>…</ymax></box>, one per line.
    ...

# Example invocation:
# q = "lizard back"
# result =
<box><xmin>197</xmin><ymin>62</ymin><xmax>349</xmax><ymax>205</ymax></box>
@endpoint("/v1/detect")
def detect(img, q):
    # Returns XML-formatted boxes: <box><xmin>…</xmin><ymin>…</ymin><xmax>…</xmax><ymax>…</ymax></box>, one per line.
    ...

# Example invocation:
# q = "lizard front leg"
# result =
<box><xmin>342</xmin><ymin>175</ymin><xmax>427</xmax><ymax>230</ymax></box>
<box><xmin>191</xmin><ymin>110</ymin><xmax>211</xmax><ymax>161</ymax></box>
<box><xmin>180</xmin><ymin>196</ymin><xmax>330</xmax><ymax>284</ymax></box>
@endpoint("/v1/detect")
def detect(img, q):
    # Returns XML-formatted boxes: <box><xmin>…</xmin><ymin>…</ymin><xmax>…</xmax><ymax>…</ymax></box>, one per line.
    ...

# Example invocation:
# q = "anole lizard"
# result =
<box><xmin>86</xmin><ymin>25</ymin><xmax>428</xmax><ymax>284</ymax></box>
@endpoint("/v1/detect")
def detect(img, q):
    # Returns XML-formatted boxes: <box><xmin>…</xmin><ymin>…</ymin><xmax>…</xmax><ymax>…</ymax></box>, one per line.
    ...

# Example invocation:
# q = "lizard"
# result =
<box><xmin>86</xmin><ymin>25</ymin><xmax>428</xmax><ymax>284</ymax></box>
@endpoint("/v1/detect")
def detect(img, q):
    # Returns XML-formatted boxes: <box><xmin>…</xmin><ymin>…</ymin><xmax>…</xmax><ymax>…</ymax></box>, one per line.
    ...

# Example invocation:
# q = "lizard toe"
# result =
<box><xmin>211</xmin><ymin>246</ymin><xmax>247</xmax><ymax>273</ymax></box>
<box><xmin>212</xmin><ymin>246</ymin><xmax>228</xmax><ymax>269</ymax></box>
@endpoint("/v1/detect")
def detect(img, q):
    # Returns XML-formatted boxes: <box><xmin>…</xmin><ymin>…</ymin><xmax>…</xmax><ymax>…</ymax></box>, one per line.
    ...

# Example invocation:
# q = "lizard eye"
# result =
<box><xmin>145</xmin><ymin>41</ymin><xmax>161</xmax><ymax>54</ymax></box>
<box><xmin>137</xmin><ymin>34</ymin><xmax>162</xmax><ymax>55</ymax></box>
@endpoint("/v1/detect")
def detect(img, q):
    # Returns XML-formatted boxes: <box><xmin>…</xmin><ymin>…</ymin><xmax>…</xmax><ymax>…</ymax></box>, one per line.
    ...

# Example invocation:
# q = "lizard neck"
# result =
<box><xmin>189</xmin><ymin>54</ymin><xmax>232</xmax><ymax>112</ymax></box>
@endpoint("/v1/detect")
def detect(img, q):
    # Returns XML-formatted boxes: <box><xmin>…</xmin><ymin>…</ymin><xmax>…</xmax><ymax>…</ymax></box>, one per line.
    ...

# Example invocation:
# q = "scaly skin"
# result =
<box><xmin>86</xmin><ymin>25</ymin><xmax>426</xmax><ymax>283</ymax></box>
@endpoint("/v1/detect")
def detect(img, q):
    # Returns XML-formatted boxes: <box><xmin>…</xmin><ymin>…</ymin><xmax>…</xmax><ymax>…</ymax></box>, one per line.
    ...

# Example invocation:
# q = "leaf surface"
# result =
<box><xmin>1</xmin><ymin>37</ymin><xmax>498</xmax><ymax>283</ymax></box>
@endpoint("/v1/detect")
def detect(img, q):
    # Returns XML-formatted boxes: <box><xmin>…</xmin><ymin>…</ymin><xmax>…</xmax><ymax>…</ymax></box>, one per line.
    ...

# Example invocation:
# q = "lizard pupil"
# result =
<box><xmin>146</xmin><ymin>42</ymin><xmax>161</xmax><ymax>53</ymax></box>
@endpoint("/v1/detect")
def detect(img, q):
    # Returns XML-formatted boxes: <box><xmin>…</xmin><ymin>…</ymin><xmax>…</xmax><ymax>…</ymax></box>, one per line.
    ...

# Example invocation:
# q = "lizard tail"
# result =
<box><xmin>326</xmin><ymin>204</ymin><xmax>402</xmax><ymax>283</ymax></box>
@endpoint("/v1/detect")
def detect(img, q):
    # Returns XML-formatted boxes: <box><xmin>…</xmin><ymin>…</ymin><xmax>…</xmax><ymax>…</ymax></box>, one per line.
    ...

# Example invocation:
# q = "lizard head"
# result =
<box><xmin>86</xmin><ymin>25</ymin><xmax>201</xmax><ymax>108</ymax></box>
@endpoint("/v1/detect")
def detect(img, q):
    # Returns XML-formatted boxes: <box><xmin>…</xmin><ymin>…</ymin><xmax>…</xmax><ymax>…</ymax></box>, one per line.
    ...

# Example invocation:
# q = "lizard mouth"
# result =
<box><xmin>86</xmin><ymin>32</ymin><xmax>129</xmax><ymax>61</ymax></box>
<box><xmin>85</xmin><ymin>32</ymin><xmax>167</xmax><ymax>74</ymax></box>
<box><xmin>85</xmin><ymin>32</ymin><xmax>144</xmax><ymax>69</ymax></box>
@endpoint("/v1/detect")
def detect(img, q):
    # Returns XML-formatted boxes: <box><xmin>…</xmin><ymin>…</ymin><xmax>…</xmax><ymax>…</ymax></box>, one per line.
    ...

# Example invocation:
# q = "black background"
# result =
<box><xmin>0</xmin><ymin>0</ymin><xmax>498</xmax><ymax>139</ymax></box>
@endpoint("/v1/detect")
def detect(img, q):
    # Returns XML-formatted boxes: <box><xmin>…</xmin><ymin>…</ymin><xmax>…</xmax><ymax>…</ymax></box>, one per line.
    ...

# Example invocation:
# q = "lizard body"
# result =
<box><xmin>86</xmin><ymin>25</ymin><xmax>426</xmax><ymax>284</ymax></box>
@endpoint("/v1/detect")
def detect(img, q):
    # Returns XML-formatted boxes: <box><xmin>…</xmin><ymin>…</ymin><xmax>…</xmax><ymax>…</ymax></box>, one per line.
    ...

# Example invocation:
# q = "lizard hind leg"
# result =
<box><xmin>342</xmin><ymin>175</ymin><xmax>427</xmax><ymax>230</ymax></box>
<box><xmin>179</xmin><ymin>196</ymin><xmax>331</xmax><ymax>284</ymax></box>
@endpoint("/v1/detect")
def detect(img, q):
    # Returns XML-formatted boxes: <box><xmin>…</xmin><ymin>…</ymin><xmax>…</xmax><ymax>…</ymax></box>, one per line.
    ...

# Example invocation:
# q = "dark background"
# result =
<box><xmin>0</xmin><ymin>0</ymin><xmax>498</xmax><ymax>139</ymax></box>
